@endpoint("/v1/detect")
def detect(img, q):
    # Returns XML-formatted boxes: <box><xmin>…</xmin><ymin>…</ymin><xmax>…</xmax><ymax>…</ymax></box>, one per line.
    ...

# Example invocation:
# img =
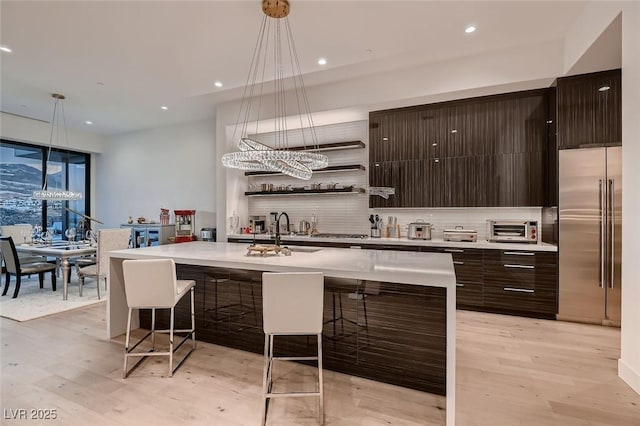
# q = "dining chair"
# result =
<box><xmin>122</xmin><ymin>258</ymin><xmax>196</xmax><ymax>378</ymax></box>
<box><xmin>261</xmin><ymin>272</ymin><xmax>325</xmax><ymax>426</ymax></box>
<box><xmin>0</xmin><ymin>236</ymin><xmax>57</xmax><ymax>299</ymax></box>
<box><xmin>76</xmin><ymin>228</ymin><xmax>130</xmax><ymax>299</ymax></box>
<box><xmin>0</xmin><ymin>225</ymin><xmax>49</xmax><ymax>266</ymax></box>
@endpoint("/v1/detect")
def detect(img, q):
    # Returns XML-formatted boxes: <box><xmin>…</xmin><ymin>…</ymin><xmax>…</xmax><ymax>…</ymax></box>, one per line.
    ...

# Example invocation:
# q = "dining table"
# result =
<box><xmin>15</xmin><ymin>241</ymin><xmax>97</xmax><ymax>300</ymax></box>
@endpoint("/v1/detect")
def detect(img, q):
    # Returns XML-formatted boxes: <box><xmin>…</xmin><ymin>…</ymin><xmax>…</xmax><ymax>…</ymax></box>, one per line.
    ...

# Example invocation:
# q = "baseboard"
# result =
<box><xmin>618</xmin><ymin>358</ymin><xmax>640</xmax><ymax>395</ymax></box>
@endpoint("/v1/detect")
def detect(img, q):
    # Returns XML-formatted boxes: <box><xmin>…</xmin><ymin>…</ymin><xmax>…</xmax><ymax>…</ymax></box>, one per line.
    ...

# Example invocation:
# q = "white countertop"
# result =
<box><xmin>109</xmin><ymin>241</ymin><xmax>456</xmax><ymax>288</ymax></box>
<box><xmin>227</xmin><ymin>234</ymin><xmax>558</xmax><ymax>252</ymax></box>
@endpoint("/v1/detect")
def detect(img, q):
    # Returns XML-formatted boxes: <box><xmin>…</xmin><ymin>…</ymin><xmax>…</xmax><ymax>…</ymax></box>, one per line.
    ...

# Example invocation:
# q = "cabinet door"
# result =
<box><xmin>369</xmin><ymin>160</ymin><xmax>428</xmax><ymax>207</ymax></box>
<box><xmin>369</xmin><ymin>111</ymin><xmax>423</xmax><ymax>162</ymax></box>
<box><xmin>486</xmin><ymin>152</ymin><xmax>545</xmax><ymax>207</ymax></box>
<box><xmin>557</xmin><ymin>69</ymin><xmax>621</xmax><ymax>148</ymax></box>
<box><xmin>430</xmin><ymin>156</ymin><xmax>488</xmax><ymax>207</ymax></box>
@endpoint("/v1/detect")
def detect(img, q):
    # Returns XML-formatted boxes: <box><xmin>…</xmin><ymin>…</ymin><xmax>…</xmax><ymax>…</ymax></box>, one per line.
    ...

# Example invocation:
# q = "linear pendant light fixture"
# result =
<box><xmin>221</xmin><ymin>0</ymin><xmax>329</xmax><ymax>180</ymax></box>
<box><xmin>32</xmin><ymin>93</ymin><xmax>83</xmax><ymax>201</ymax></box>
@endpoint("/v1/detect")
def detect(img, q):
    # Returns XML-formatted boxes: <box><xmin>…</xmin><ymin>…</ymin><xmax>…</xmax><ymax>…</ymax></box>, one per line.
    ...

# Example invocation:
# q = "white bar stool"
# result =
<box><xmin>261</xmin><ymin>272</ymin><xmax>324</xmax><ymax>426</ymax></box>
<box><xmin>122</xmin><ymin>258</ymin><xmax>196</xmax><ymax>378</ymax></box>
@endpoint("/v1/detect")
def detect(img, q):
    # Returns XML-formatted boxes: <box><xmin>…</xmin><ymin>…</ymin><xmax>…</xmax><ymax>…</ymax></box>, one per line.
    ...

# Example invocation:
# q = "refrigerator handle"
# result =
<box><xmin>609</xmin><ymin>179</ymin><xmax>615</xmax><ymax>289</ymax></box>
<box><xmin>599</xmin><ymin>179</ymin><xmax>605</xmax><ymax>289</ymax></box>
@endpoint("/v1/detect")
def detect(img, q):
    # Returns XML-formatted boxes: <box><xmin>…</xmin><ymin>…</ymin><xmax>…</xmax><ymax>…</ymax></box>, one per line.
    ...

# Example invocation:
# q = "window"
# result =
<box><xmin>0</xmin><ymin>139</ymin><xmax>90</xmax><ymax>239</ymax></box>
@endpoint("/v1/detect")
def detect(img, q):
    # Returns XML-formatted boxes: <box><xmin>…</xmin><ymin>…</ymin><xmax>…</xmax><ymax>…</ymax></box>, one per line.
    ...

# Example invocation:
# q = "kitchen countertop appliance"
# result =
<box><xmin>408</xmin><ymin>220</ymin><xmax>432</xmax><ymax>240</ymax></box>
<box><xmin>200</xmin><ymin>227</ymin><xmax>216</xmax><ymax>242</ymax></box>
<box><xmin>443</xmin><ymin>227</ymin><xmax>477</xmax><ymax>242</ymax></box>
<box><xmin>487</xmin><ymin>219</ymin><xmax>537</xmax><ymax>243</ymax></box>
<box><xmin>558</xmin><ymin>147</ymin><xmax>621</xmax><ymax>326</ymax></box>
<box><xmin>174</xmin><ymin>210</ymin><xmax>196</xmax><ymax>243</ymax></box>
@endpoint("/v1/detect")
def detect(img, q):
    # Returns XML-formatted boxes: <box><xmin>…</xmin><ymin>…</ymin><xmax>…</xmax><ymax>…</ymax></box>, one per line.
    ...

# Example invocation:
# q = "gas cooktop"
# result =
<box><xmin>311</xmin><ymin>233</ymin><xmax>368</xmax><ymax>239</ymax></box>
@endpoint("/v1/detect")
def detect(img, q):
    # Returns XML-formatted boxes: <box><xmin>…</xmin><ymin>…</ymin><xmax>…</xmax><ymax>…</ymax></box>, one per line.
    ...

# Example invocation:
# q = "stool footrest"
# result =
<box><xmin>272</xmin><ymin>356</ymin><xmax>318</xmax><ymax>361</ymax></box>
<box><xmin>266</xmin><ymin>391</ymin><xmax>321</xmax><ymax>398</ymax></box>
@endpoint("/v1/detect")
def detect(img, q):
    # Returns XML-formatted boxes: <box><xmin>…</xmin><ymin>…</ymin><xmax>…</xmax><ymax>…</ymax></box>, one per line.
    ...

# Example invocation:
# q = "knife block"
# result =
<box><xmin>385</xmin><ymin>224</ymin><xmax>401</xmax><ymax>238</ymax></box>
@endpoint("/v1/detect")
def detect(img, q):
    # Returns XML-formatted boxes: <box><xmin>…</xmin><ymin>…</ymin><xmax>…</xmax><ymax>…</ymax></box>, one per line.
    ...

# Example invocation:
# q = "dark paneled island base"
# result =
<box><xmin>140</xmin><ymin>264</ymin><xmax>447</xmax><ymax>396</ymax></box>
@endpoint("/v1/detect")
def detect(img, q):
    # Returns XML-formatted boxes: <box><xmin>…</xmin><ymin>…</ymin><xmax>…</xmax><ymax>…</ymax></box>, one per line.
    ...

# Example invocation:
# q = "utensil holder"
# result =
<box><xmin>385</xmin><ymin>224</ymin><xmax>401</xmax><ymax>238</ymax></box>
<box><xmin>370</xmin><ymin>228</ymin><xmax>381</xmax><ymax>238</ymax></box>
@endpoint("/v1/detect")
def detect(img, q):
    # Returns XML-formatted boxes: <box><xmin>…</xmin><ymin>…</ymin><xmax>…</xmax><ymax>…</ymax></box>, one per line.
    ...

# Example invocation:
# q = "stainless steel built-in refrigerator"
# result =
<box><xmin>558</xmin><ymin>147</ymin><xmax>621</xmax><ymax>326</ymax></box>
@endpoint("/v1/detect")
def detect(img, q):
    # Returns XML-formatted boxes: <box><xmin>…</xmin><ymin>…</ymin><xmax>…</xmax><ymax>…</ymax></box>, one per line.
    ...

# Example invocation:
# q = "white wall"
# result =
<box><xmin>0</xmin><ymin>112</ymin><xmax>106</xmax><ymax>154</ymax></box>
<box><xmin>619</xmin><ymin>1</ymin><xmax>640</xmax><ymax>395</ymax></box>
<box><xmin>97</xmin><ymin>118</ymin><xmax>216</xmax><ymax>232</ymax></box>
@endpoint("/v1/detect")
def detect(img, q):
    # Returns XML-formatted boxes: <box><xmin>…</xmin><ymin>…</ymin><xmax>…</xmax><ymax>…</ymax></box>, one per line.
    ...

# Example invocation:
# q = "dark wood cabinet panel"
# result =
<box><xmin>422</xmin><ymin>247</ymin><xmax>485</xmax><ymax>308</ymax></box>
<box><xmin>370</xmin><ymin>89</ymin><xmax>551</xmax><ymax>208</ymax></box>
<box><xmin>369</xmin><ymin>160</ymin><xmax>429</xmax><ymax>208</ymax></box>
<box><xmin>483</xmin><ymin>249</ymin><xmax>557</xmax><ymax>317</ymax></box>
<box><xmin>557</xmin><ymin>69</ymin><xmax>621</xmax><ymax>148</ymax></box>
<box><xmin>369</xmin><ymin>110</ymin><xmax>424</xmax><ymax>162</ymax></box>
<box><xmin>485</xmin><ymin>152</ymin><xmax>546</xmax><ymax>207</ymax></box>
<box><xmin>430</xmin><ymin>156</ymin><xmax>489</xmax><ymax>207</ymax></box>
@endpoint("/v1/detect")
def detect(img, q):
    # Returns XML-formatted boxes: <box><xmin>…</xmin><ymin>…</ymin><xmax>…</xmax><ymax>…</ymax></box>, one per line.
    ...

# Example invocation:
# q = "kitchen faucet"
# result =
<box><xmin>274</xmin><ymin>212</ymin><xmax>290</xmax><ymax>247</ymax></box>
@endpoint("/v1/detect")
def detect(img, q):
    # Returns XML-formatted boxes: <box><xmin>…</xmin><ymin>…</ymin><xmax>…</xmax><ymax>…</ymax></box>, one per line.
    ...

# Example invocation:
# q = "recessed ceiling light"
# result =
<box><xmin>599</xmin><ymin>85</ymin><xmax>611</xmax><ymax>92</ymax></box>
<box><xmin>0</xmin><ymin>46</ymin><xmax>12</xmax><ymax>53</ymax></box>
<box><xmin>546</xmin><ymin>120</ymin><xmax>553</xmax><ymax>124</ymax></box>
<box><xmin>382</xmin><ymin>137</ymin><xmax>389</xmax><ymax>141</ymax></box>
<box><xmin>451</xmin><ymin>129</ymin><xmax>458</xmax><ymax>134</ymax></box>
<box><xmin>161</xmin><ymin>105</ymin><xmax>169</xmax><ymax>110</ymax></box>
<box><xmin>85</xmin><ymin>120</ymin><xmax>93</xmax><ymax>125</ymax></box>
<box><xmin>214</xmin><ymin>81</ymin><xmax>223</xmax><ymax>88</ymax></box>
<box><xmin>465</xmin><ymin>25</ymin><xmax>476</xmax><ymax>34</ymax></box>
<box><xmin>317</xmin><ymin>58</ymin><xmax>327</xmax><ymax>65</ymax></box>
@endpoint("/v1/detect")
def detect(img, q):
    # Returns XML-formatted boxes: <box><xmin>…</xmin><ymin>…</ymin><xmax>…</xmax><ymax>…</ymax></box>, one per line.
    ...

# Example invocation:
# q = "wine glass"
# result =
<box><xmin>20</xmin><ymin>228</ymin><xmax>29</xmax><ymax>244</ymax></box>
<box><xmin>65</xmin><ymin>227</ymin><xmax>76</xmax><ymax>244</ymax></box>
<box><xmin>42</xmin><ymin>230</ymin><xmax>53</xmax><ymax>245</ymax></box>
<box><xmin>86</xmin><ymin>230</ymin><xmax>97</xmax><ymax>246</ymax></box>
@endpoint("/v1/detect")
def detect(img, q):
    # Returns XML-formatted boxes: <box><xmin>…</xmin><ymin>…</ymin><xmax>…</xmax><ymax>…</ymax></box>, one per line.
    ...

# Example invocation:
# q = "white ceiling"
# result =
<box><xmin>0</xmin><ymin>0</ymin><xmax>591</xmax><ymax>136</ymax></box>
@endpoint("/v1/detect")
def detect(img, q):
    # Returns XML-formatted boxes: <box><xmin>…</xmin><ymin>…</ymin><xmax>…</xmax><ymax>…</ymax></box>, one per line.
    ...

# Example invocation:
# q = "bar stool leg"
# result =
<box><xmin>123</xmin><ymin>307</ymin><xmax>133</xmax><ymax>378</ymax></box>
<box><xmin>169</xmin><ymin>307</ymin><xmax>175</xmax><ymax>377</ymax></box>
<box><xmin>151</xmin><ymin>308</ymin><xmax>156</xmax><ymax>350</ymax></box>
<box><xmin>261</xmin><ymin>334</ymin><xmax>270</xmax><ymax>426</ymax></box>
<box><xmin>318</xmin><ymin>333</ymin><xmax>324</xmax><ymax>425</ymax></box>
<box><xmin>190</xmin><ymin>287</ymin><xmax>196</xmax><ymax>349</ymax></box>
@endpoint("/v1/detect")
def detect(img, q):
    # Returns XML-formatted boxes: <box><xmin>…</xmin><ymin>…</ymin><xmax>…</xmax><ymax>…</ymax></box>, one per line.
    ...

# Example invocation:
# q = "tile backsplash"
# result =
<box><xmin>247</xmin><ymin>195</ymin><xmax>542</xmax><ymax>241</ymax></box>
<box><xmin>370</xmin><ymin>207</ymin><xmax>543</xmax><ymax>241</ymax></box>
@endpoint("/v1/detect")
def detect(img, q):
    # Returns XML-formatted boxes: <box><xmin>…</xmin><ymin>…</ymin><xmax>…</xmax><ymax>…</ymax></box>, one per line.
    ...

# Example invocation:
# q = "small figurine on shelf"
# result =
<box><xmin>127</xmin><ymin>216</ymin><xmax>134</xmax><ymax>224</ymax></box>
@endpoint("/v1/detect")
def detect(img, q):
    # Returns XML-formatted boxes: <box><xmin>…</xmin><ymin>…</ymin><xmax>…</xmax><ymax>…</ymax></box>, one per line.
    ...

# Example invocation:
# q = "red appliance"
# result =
<box><xmin>174</xmin><ymin>210</ymin><xmax>196</xmax><ymax>243</ymax></box>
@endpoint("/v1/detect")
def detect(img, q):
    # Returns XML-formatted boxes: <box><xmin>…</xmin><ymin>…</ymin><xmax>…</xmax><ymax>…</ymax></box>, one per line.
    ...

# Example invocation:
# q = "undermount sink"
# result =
<box><xmin>283</xmin><ymin>246</ymin><xmax>323</xmax><ymax>253</ymax></box>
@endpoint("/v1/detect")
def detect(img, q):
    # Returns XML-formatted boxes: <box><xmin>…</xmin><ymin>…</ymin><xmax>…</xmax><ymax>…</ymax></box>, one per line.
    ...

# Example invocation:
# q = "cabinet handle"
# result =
<box><xmin>453</xmin><ymin>261</ymin><xmax>464</xmax><ymax>265</ymax></box>
<box><xmin>444</xmin><ymin>249</ymin><xmax>464</xmax><ymax>253</ymax></box>
<box><xmin>456</xmin><ymin>283</ymin><xmax>465</xmax><ymax>287</ymax></box>
<box><xmin>504</xmin><ymin>264</ymin><xmax>535</xmax><ymax>269</ymax></box>
<box><xmin>503</xmin><ymin>287</ymin><xmax>534</xmax><ymax>293</ymax></box>
<box><xmin>350</xmin><ymin>246</ymin><xmax>362</xmax><ymax>249</ymax></box>
<box><xmin>503</xmin><ymin>251</ymin><xmax>534</xmax><ymax>256</ymax></box>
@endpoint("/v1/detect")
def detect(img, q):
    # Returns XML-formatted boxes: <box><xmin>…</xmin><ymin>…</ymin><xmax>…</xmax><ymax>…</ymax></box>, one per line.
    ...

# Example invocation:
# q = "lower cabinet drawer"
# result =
<box><xmin>484</xmin><ymin>282</ymin><xmax>556</xmax><ymax>315</ymax></box>
<box><xmin>456</xmin><ymin>281</ymin><xmax>483</xmax><ymax>307</ymax></box>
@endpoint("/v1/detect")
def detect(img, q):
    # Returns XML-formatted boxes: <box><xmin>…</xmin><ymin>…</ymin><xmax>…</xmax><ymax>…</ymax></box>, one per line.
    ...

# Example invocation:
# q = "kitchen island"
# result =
<box><xmin>108</xmin><ymin>241</ymin><xmax>456</xmax><ymax>425</ymax></box>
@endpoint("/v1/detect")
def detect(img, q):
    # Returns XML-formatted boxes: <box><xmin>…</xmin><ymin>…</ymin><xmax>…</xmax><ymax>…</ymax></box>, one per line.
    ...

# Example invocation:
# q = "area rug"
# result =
<box><xmin>0</xmin><ymin>276</ymin><xmax>105</xmax><ymax>322</ymax></box>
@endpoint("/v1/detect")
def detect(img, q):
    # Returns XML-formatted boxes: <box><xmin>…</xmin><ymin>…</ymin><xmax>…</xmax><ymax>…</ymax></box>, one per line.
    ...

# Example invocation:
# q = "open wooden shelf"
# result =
<box><xmin>287</xmin><ymin>140</ymin><xmax>365</xmax><ymax>152</ymax></box>
<box><xmin>245</xmin><ymin>187</ymin><xmax>366</xmax><ymax>196</ymax></box>
<box><xmin>245</xmin><ymin>164</ymin><xmax>365</xmax><ymax>177</ymax></box>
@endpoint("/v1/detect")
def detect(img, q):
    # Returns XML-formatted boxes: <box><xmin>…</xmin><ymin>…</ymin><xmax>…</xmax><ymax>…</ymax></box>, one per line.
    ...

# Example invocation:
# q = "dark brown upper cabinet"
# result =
<box><xmin>369</xmin><ymin>110</ymin><xmax>425</xmax><ymax>162</ymax></box>
<box><xmin>557</xmin><ymin>69</ymin><xmax>621</xmax><ymax>149</ymax></box>
<box><xmin>369</xmin><ymin>89</ymin><xmax>551</xmax><ymax>208</ymax></box>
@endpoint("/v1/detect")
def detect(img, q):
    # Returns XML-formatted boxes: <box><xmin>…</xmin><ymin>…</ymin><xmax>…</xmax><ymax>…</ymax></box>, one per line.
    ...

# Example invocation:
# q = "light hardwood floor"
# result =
<box><xmin>1</xmin><ymin>303</ymin><xmax>638</xmax><ymax>425</ymax></box>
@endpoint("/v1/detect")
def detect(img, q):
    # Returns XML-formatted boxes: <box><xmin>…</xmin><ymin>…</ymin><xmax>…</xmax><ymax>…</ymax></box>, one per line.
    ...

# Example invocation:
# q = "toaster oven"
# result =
<box><xmin>487</xmin><ymin>220</ymin><xmax>538</xmax><ymax>243</ymax></box>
